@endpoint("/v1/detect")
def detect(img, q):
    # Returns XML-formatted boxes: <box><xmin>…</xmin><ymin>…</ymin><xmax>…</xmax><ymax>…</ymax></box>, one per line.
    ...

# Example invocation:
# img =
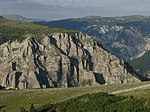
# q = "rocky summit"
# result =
<box><xmin>0</xmin><ymin>33</ymin><xmax>141</xmax><ymax>89</ymax></box>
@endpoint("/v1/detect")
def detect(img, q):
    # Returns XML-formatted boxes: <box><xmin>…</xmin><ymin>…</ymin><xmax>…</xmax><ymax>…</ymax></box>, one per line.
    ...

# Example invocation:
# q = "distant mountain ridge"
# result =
<box><xmin>2</xmin><ymin>14</ymin><xmax>46</xmax><ymax>22</ymax></box>
<box><xmin>33</xmin><ymin>15</ymin><xmax>150</xmax><ymax>78</ymax></box>
<box><xmin>34</xmin><ymin>15</ymin><xmax>150</xmax><ymax>60</ymax></box>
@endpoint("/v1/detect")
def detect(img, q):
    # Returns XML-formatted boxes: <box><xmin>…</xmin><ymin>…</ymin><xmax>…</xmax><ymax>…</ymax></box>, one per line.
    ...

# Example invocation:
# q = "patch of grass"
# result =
<box><xmin>118</xmin><ymin>88</ymin><xmax>150</xmax><ymax>98</ymax></box>
<box><xmin>0</xmin><ymin>82</ymin><xmax>149</xmax><ymax>112</ymax></box>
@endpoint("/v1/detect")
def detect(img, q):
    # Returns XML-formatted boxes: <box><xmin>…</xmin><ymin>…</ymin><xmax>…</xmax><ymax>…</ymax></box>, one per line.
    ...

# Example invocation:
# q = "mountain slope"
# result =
<box><xmin>34</xmin><ymin>15</ymin><xmax>150</xmax><ymax>60</ymax></box>
<box><xmin>2</xmin><ymin>14</ymin><xmax>46</xmax><ymax>22</ymax></box>
<box><xmin>0</xmin><ymin>16</ymin><xmax>77</xmax><ymax>45</ymax></box>
<box><xmin>129</xmin><ymin>50</ymin><xmax>150</xmax><ymax>78</ymax></box>
<box><xmin>0</xmin><ymin>17</ymin><xmax>143</xmax><ymax>89</ymax></box>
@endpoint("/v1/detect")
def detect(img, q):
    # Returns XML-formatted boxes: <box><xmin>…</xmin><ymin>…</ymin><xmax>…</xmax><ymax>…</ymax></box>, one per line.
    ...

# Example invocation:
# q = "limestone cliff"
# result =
<box><xmin>0</xmin><ymin>33</ymin><xmax>141</xmax><ymax>89</ymax></box>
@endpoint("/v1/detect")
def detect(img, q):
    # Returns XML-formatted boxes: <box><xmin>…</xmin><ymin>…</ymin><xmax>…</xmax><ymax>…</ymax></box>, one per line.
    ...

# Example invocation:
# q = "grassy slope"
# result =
<box><xmin>0</xmin><ymin>82</ymin><xmax>149</xmax><ymax>112</ymax></box>
<box><xmin>129</xmin><ymin>51</ymin><xmax>150</xmax><ymax>76</ymax></box>
<box><xmin>120</xmin><ymin>88</ymin><xmax>150</xmax><ymax>98</ymax></box>
<box><xmin>0</xmin><ymin>16</ymin><xmax>78</xmax><ymax>44</ymax></box>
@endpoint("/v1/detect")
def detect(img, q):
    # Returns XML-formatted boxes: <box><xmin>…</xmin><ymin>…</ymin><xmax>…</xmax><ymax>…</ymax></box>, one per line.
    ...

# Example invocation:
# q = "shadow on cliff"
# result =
<box><xmin>46</xmin><ymin>34</ymin><xmax>66</xmax><ymax>55</ymax></box>
<box><xmin>94</xmin><ymin>73</ymin><xmax>106</xmax><ymax>84</ymax></box>
<box><xmin>68</xmin><ymin>57</ymin><xmax>80</xmax><ymax>87</ymax></box>
<box><xmin>35</xmin><ymin>69</ymin><xmax>50</xmax><ymax>88</ymax></box>
<box><xmin>84</xmin><ymin>49</ymin><xmax>93</xmax><ymax>71</ymax></box>
<box><xmin>15</xmin><ymin>72</ymin><xmax>22</xmax><ymax>87</ymax></box>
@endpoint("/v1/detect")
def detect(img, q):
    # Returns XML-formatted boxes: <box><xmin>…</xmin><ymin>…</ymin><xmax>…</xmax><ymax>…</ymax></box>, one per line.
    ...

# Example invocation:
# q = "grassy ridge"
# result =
<box><xmin>0</xmin><ymin>17</ymin><xmax>78</xmax><ymax>44</ymax></box>
<box><xmin>0</xmin><ymin>82</ymin><xmax>149</xmax><ymax>112</ymax></box>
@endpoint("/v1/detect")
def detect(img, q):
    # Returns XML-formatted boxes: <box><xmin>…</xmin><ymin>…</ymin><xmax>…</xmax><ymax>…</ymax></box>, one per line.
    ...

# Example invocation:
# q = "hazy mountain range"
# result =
<box><xmin>2</xmin><ymin>14</ymin><xmax>46</xmax><ymax>22</ymax></box>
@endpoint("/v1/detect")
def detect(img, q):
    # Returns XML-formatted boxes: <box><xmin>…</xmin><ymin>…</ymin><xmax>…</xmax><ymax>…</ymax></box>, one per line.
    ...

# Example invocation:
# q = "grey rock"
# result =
<box><xmin>0</xmin><ymin>33</ymin><xmax>141</xmax><ymax>89</ymax></box>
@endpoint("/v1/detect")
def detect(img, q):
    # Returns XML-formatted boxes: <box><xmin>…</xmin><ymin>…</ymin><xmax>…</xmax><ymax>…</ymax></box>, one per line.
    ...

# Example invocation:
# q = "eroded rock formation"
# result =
<box><xmin>0</xmin><ymin>33</ymin><xmax>141</xmax><ymax>89</ymax></box>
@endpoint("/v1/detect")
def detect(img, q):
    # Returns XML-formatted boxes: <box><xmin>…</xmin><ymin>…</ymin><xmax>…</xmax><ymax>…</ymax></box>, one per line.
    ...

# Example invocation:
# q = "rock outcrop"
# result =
<box><xmin>0</xmin><ymin>33</ymin><xmax>141</xmax><ymax>89</ymax></box>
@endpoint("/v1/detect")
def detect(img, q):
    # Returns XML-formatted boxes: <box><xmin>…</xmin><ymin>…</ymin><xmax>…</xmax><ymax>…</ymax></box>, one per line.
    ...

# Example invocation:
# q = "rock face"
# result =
<box><xmin>96</xmin><ymin>25</ymin><xmax>148</xmax><ymax>60</ymax></box>
<box><xmin>0</xmin><ymin>33</ymin><xmax>141</xmax><ymax>89</ymax></box>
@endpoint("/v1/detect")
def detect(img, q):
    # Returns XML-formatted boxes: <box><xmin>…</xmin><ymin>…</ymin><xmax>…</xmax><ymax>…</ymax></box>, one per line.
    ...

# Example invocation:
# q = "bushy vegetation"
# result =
<box><xmin>0</xmin><ymin>17</ymin><xmax>78</xmax><ymax>44</ymax></box>
<box><xmin>20</xmin><ymin>92</ymin><xmax>150</xmax><ymax>112</ymax></box>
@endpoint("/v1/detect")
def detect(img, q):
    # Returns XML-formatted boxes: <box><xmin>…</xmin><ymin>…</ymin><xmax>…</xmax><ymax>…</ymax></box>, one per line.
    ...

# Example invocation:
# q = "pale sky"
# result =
<box><xmin>0</xmin><ymin>0</ymin><xmax>150</xmax><ymax>20</ymax></box>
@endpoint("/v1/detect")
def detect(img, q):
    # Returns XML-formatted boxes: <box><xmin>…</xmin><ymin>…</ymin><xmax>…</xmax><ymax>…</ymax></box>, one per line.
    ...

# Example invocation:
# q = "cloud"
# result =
<box><xmin>25</xmin><ymin>0</ymin><xmax>103</xmax><ymax>8</ymax></box>
<box><xmin>0</xmin><ymin>0</ymin><xmax>24</xmax><ymax>5</ymax></box>
<box><xmin>0</xmin><ymin>0</ymin><xmax>113</xmax><ymax>9</ymax></box>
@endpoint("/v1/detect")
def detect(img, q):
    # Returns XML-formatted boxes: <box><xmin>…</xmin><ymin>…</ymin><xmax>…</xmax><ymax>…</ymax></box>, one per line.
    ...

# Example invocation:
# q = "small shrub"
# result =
<box><xmin>20</xmin><ymin>106</ymin><xmax>26</xmax><ymax>112</ymax></box>
<box><xmin>29</xmin><ymin>104</ymin><xmax>36</xmax><ymax>112</ymax></box>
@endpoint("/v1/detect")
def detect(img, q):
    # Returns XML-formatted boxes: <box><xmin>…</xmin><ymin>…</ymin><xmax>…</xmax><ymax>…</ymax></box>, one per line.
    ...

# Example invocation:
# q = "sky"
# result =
<box><xmin>0</xmin><ymin>0</ymin><xmax>150</xmax><ymax>20</ymax></box>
